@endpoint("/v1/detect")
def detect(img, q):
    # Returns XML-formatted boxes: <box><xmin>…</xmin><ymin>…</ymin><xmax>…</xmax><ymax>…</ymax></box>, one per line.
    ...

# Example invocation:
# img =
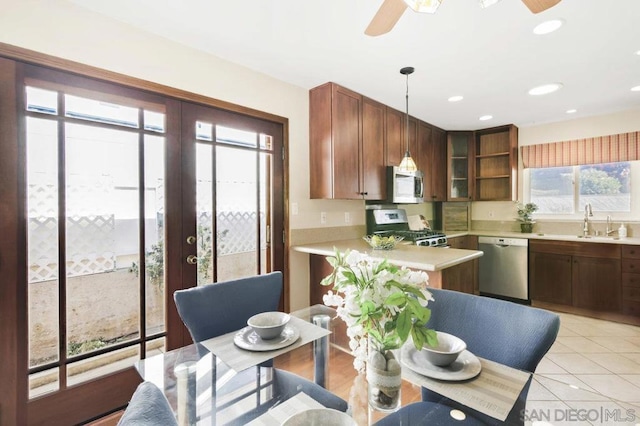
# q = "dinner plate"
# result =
<box><xmin>233</xmin><ymin>324</ymin><xmax>300</xmax><ymax>352</ymax></box>
<box><xmin>401</xmin><ymin>344</ymin><xmax>482</xmax><ymax>381</ymax></box>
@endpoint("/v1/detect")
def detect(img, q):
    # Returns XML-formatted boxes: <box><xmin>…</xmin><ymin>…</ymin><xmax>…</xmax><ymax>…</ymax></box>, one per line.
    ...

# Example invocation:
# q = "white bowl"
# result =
<box><xmin>247</xmin><ymin>311</ymin><xmax>290</xmax><ymax>340</ymax></box>
<box><xmin>422</xmin><ymin>331</ymin><xmax>467</xmax><ymax>366</ymax></box>
<box><xmin>283</xmin><ymin>408</ymin><xmax>356</xmax><ymax>426</ymax></box>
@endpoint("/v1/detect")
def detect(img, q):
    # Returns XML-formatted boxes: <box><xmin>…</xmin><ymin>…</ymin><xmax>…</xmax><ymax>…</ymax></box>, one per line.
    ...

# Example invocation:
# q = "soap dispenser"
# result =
<box><xmin>618</xmin><ymin>223</ymin><xmax>627</xmax><ymax>238</ymax></box>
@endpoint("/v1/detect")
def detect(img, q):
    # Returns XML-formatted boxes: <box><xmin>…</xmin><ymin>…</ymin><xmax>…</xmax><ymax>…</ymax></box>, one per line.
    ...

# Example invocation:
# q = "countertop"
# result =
<box><xmin>292</xmin><ymin>239</ymin><xmax>483</xmax><ymax>272</ymax></box>
<box><xmin>448</xmin><ymin>230</ymin><xmax>640</xmax><ymax>245</ymax></box>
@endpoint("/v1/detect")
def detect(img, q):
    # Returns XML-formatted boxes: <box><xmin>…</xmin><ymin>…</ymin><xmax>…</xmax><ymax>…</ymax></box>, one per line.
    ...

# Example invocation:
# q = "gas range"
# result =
<box><xmin>366</xmin><ymin>208</ymin><xmax>448</xmax><ymax>248</ymax></box>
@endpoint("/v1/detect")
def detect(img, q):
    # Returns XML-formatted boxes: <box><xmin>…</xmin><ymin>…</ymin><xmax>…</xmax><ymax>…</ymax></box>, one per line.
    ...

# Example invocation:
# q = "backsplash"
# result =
<box><xmin>472</xmin><ymin>220</ymin><xmax>636</xmax><ymax>238</ymax></box>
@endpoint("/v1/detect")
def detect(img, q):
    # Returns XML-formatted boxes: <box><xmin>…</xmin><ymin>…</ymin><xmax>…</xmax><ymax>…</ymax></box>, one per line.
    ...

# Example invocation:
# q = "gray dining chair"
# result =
<box><xmin>117</xmin><ymin>381</ymin><xmax>178</xmax><ymax>426</ymax></box>
<box><xmin>173</xmin><ymin>272</ymin><xmax>347</xmax><ymax>413</ymax></box>
<box><xmin>419</xmin><ymin>289</ymin><xmax>559</xmax><ymax>425</ymax></box>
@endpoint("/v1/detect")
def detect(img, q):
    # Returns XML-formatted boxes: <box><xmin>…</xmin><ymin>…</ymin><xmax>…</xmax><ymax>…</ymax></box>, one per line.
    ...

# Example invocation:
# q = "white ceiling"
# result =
<box><xmin>67</xmin><ymin>0</ymin><xmax>640</xmax><ymax>131</ymax></box>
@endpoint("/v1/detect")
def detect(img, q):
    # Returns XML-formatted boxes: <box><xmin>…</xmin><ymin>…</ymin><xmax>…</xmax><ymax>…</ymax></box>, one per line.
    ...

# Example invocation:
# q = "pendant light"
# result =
<box><xmin>398</xmin><ymin>66</ymin><xmax>418</xmax><ymax>173</ymax></box>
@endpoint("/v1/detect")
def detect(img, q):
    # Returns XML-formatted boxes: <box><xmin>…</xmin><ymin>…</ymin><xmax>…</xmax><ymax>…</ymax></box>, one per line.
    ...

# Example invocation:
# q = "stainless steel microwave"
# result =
<box><xmin>387</xmin><ymin>166</ymin><xmax>424</xmax><ymax>204</ymax></box>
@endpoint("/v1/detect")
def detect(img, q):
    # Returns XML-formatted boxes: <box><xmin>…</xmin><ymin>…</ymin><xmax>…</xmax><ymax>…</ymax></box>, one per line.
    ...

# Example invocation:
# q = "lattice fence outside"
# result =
<box><xmin>199</xmin><ymin>211</ymin><xmax>267</xmax><ymax>255</ymax></box>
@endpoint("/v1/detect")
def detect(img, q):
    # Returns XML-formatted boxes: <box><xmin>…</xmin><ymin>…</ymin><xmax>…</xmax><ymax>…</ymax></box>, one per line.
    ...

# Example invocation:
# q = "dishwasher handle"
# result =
<box><xmin>478</xmin><ymin>236</ymin><xmax>529</xmax><ymax>247</ymax></box>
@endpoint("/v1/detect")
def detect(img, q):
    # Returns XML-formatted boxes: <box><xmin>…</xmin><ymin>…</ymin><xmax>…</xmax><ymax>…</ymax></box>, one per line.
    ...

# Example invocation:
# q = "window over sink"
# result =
<box><xmin>525</xmin><ymin>161</ymin><xmax>638</xmax><ymax>219</ymax></box>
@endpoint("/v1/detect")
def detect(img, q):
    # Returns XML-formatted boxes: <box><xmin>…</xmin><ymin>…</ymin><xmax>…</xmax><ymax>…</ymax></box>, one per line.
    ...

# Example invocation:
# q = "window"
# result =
<box><xmin>528</xmin><ymin>161</ymin><xmax>633</xmax><ymax>216</ymax></box>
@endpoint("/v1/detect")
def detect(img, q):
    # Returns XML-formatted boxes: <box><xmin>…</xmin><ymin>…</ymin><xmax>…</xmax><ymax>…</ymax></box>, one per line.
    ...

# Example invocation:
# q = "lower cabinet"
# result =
<box><xmin>310</xmin><ymin>254</ymin><xmax>333</xmax><ymax>306</ymax></box>
<box><xmin>442</xmin><ymin>236</ymin><xmax>478</xmax><ymax>295</ymax></box>
<box><xmin>622</xmin><ymin>245</ymin><xmax>640</xmax><ymax>316</ymax></box>
<box><xmin>529</xmin><ymin>240</ymin><xmax>622</xmax><ymax>313</ymax></box>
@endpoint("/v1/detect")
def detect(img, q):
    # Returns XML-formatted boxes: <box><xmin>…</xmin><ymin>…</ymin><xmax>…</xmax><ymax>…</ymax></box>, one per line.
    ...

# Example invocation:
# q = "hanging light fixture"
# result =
<box><xmin>398</xmin><ymin>66</ymin><xmax>418</xmax><ymax>173</ymax></box>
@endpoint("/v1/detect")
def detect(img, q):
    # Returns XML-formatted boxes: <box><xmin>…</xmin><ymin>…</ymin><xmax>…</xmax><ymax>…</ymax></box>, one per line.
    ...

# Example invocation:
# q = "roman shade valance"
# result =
<box><xmin>521</xmin><ymin>131</ymin><xmax>640</xmax><ymax>169</ymax></box>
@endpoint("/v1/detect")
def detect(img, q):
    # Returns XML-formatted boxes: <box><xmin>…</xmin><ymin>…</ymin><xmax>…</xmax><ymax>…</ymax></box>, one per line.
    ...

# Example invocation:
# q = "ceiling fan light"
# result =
<box><xmin>478</xmin><ymin>0</ymin><xmax>502</xmax><ymax>9</ymax></box>
<box><xmin>403</xmin><ymin>0</ymin><xmax>442</xmax><ymax>14</ymax></box>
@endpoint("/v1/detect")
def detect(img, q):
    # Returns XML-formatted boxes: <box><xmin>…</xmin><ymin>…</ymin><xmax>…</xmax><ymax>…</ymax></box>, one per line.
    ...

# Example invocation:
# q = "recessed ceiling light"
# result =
<box><xmin>479</xmin><ymin>115</ymin><xmax>493</xmax><ymax>121</ymax></box>
<box><xmin>448</xmin><ymin>95</ymin><xmax>464</xmax><ymax>102</ymax></box>
<box><xmin>632</xmin><ymin>85</ymin><xmax>640</xmax><ymax>92</ymax></box>
<box><xmin>566</xmin><ymin>109</ymin><xmax>577</xmax><ymax>114</ymax></box>
<box><xmin>636</xmin><ymin>50</ymin><xmax>640</xmax><ymax>56</ymax></box>
<box><xmin>533</xmin><ymin>19</ymin><xmax>564</xmax><ymax>35</ymax></box>
<box><xmin>528</xmin><ymin>83</ymin><xmax>563</xmax><ymax>96</ymax></box>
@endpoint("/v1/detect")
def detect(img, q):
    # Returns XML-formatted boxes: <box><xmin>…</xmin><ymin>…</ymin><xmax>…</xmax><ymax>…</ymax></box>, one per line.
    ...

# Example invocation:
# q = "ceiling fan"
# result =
<box><xmin>365</xmin><ymin>0</ymin><xmax>562</xmax><ymax>36</ymax></box>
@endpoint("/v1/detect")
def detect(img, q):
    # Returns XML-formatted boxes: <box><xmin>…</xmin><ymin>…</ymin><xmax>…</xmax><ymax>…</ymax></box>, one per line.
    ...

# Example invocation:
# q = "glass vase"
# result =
<box><xmin>366</xmin><ymin>340</ymin><xmax>402</xmax><ymax>412</ymax></box>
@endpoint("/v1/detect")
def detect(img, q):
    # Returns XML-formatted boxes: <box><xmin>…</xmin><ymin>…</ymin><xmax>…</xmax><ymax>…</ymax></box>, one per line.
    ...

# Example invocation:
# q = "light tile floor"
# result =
<box><xmin>526</xmin><ymin>312</ymin><xmax>640</xmax><ymax>425</ymax></box>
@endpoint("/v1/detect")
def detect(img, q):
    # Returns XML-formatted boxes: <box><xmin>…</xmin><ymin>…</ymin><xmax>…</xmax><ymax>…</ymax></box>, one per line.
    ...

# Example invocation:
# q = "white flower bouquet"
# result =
<box><xmin>321</xmin><ymin>249</ymin><xmax>437</xmax><ymax>372</ymax></box>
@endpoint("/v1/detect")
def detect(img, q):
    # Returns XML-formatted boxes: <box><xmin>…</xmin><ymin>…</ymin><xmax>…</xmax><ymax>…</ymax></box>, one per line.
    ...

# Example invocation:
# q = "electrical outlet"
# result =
<box><xmin>291</xmin><ymin>202</ymin><xmax>299</xmax><ymax>215</ymax></box>
<box><xmin>345</xmin><ymin>212</ymin><xmax>351</xmax><ymax>224</ymax></box>
<box><xmin>320</xmin><ymin>212</ymin><xmax>327</xmax><ymax>224</ymax></box>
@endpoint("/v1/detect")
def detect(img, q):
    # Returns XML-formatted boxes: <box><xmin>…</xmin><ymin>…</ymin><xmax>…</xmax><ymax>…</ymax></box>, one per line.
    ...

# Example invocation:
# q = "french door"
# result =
<box><xmin>3</xmin><ymin>60</ymin><xmax>285</xmax><ymax>424</ymax></box>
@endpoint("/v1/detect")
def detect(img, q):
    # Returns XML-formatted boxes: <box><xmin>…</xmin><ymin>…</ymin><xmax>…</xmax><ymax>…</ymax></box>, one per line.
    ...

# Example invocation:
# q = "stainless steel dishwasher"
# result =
<box><xmin>478</xmin><ymin>236</ymin><xmax>529</xmax><ymax>303</ymax></box>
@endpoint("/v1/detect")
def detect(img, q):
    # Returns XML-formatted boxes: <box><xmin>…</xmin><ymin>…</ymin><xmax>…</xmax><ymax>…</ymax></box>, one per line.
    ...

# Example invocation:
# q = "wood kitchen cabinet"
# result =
<box><xmin>385</xmin><ymin>106</ymin><xmax>405</xmax><ymax>167</ymax></box>
<box><xmin>447</xmin><ymin>132</ymin><xmax>473</xmax><ymax>201</ymax></box>
<box><xmin>309</xmin><ymin>82</ymin><xmax>386</xmax><ymax>200</ymax></box>
<box><xmin>621</xmin><ymin>246</ymin><xmax>640</xmax><ymax>316</ymax></box>
<box><xmin>441</xmin><ymin>235</ymin><xmax>478</xmax><ymax>295</ymax></box>
<box><xmin>418</xmin><ymin>122</ymin><xmax>447</xmax><ymax>202</ymax></box>
<box><xmin>474</xmin><ymin>124</ymin><xmax>518</xmax><ymax>201</ymax></box>
<box><xmin>529</xmin><ymin>239</ymin><xmax>621</xmax><ymax>312</ymax></box>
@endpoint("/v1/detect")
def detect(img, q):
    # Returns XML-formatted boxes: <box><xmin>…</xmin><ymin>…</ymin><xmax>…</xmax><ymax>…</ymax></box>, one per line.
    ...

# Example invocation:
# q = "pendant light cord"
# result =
<box><xmin>405</xmin><ymin>72</ymin><xmax>409</xmax><ymax>154</ymax></box>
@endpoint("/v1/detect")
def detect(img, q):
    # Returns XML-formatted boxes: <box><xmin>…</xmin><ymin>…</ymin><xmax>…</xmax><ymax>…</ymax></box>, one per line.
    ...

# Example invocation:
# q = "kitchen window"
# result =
<box><xmin>525</xmin><ymin>161</ymin><xmax>637</xmax><ymax>218</ymax></box>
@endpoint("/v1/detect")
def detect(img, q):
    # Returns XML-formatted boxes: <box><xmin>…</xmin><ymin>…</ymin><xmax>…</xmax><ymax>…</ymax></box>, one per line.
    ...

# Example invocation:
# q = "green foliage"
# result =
<box><xmin>516</xmin><ymin>202</ymin><xmax>539</xmax><ymax>223</ymax></box>
<box><xmin>580</xmin><ymin>168</ymin><xmax>622</xmax><ymax>195</ymax></box>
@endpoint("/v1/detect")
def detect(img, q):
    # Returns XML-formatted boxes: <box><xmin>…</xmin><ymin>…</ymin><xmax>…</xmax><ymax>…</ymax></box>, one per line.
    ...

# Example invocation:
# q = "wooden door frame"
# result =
<box><xmin>0</xmin><ymin>42</ymin><xmax>290</xmax><ymax>424</ymax></box>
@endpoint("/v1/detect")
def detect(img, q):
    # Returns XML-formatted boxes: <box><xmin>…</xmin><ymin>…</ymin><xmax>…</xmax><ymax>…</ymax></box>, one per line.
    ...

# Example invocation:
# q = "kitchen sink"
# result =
<box><xmin>535</xmin><ymin>233</ymin><xmax>620</xmax><ymax>241</ymax></box>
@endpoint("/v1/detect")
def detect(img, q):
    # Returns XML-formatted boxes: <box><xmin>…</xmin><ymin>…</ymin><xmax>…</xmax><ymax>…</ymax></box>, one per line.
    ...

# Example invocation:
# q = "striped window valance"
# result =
<box><xmin>521</xmin><ymin>131</ymin><xmax>640</xmax><ymax>168</ymax></box>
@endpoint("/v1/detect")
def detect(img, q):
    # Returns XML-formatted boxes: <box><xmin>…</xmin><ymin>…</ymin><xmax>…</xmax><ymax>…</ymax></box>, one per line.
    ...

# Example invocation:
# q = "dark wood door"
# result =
<box><xmin>332</xmin><ymin>84</ymin><xmax>362</xmax><ymax>199</ymax></box>
<box><xmin>361</xmin><ymin>97</ymin><xmax>386</xmax><ymax>200</ymax></box>
<box><xmin>572</xmin><ymin>256</ymin><xmax>621</xmax><ymax>311</ymax></box>
<box><xmin>385</xmin><ymin>106</ymin><xmax>404</xmax><ymax>166</ymax></box>
<box><xmin>530</xmin><ymin>252</ymin><xmax>573</xmax><ymax>305</ymax></box>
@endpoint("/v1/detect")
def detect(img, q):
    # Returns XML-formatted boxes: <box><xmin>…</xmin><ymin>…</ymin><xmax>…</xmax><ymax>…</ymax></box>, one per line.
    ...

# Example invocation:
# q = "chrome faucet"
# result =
<box><xmin>605</xmin><ymin>215</ymin><xmax>615</xmax><ymax>235</ymax></box>
<box><xmin>583</xmin><ymin>203</ymin><xmax>593</xmax><ymax>236</ymax></box>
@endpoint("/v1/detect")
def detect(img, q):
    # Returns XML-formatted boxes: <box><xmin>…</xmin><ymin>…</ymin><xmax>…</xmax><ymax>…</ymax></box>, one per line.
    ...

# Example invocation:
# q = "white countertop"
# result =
<box><xmin>452</xmin><ymin>230</ymin><xmax>640</xmax><ymax>245</ymax></box>
<box><xmin>292</xmin><ymin>239</ymin><xmax>483</xmax><ymax>272</ymax></box>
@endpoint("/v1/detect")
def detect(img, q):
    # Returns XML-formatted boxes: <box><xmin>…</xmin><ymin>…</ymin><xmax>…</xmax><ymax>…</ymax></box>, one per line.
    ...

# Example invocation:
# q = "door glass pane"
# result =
<box><xmin>26</xmin><ymin>86</ymin><xmax>58</xmax><ymax>115</ymax></box>
<box><xmin>259</xmin><ymin>152</ymin><xmax>271</xmax><ymax>274</ymax></box>
<box><xmin>65</xmin><ymin>94</ymin><xmax>139</xmax><ymax>128</ymax></box>
<box><xmin>217</xmin><ymin>125</ymin><xmax>257</xmax><ymax>148</ymax></box>
<box><xmin>196</xmin><ymin>143</ymin><xmax>214</xmax><ymax>285</ymax></box>
<box><xmin>144</xmin><ymin>135</ymin><xmax>166</xmax><ymax>335</ymax></box>
<box><xmin>65</xmin><ymin>123</ymin><xmax>140</xmax><ymax>358</ymax></box>
<box><xmin>216</xmin><ymin>145</ymin><xmax>257</xmax><ymax>281</ymax></box>
<box><xmin>27</xmin><ymin>117</ymin><xmax>60</xmax><ymax>384</ymax></box>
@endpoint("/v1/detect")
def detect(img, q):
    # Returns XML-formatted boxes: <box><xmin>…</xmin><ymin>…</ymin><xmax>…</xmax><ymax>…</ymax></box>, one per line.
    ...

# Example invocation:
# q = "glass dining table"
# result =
<box><xmin>135</xmin><ymin>305</ymin><xmax>640</xmax><ymax>425</ymax></box>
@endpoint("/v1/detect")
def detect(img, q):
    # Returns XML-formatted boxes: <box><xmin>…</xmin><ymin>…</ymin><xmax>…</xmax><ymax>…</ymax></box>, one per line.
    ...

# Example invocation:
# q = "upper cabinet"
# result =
<box><xmin>309</xmin><ymin>82</ymin><xmax>386</xmax><ymax>200</ymax></box>
<box><xmin>418</xmin><ymin>122</ymin><xmax>447</xmax><ymax>202</ymax></box>
<box><xmin>385</xmin><ymin>106</ymin><xmax>405</xmax><ymax>167</ymax></box>
<box><xmin>447</xmin><ymin>131</ymin><xmax>474</xmax><ymax>201</ymax></box>
<box><xmin>446</xmin><ymin>124</ymin><xmax>518</xmax><ymax>201</ymax></box>
<box><xmin>474</xmin><ymin>124</ymin><xmax>518</xmax><ymax>201</ymax></box>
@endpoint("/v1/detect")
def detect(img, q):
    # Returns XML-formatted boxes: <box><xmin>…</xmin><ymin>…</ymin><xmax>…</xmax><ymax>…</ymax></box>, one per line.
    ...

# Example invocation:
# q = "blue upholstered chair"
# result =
<box><xmin>374</xmin><ymin>401</ymin><xmax>489</xmax><ymax>425</ymax></box>
<box><xmin>117</xmin><ymin>382</ymin><xmax>177</xmax><ymax>426</ymax></box>
<box><xmin>424</xmin><ymin>289</ymin><xmax>559</xmax><ymax>425</ymax></box>
<box><xmin>173</xmin><ymin>272</ymin><xmax>347</xmax><ymax>414</ymax></box>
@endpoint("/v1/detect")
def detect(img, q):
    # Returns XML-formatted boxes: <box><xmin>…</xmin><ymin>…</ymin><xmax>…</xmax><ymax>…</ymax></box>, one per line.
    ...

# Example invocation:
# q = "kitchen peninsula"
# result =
<box><xmin>293</xmin><ymin>239</ymin><xmax>483</xmax><ymax>305</ymax></box>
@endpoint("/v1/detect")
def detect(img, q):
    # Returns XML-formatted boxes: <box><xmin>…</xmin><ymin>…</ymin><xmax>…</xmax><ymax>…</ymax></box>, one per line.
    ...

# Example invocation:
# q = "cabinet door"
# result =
<box><xmin>447</xmin><ymin>132</ymin><xmax>473</xmax><ymax>201</ymax></box>
<box><xmin>332</xmin><ymin>85</ymin><xmax>362</xmax><ymax>199</ymax></box>
<box><xmin>530</xmin><ymin>252</ymin><xmax>572</xmax><ymax>305</ymax></box>
<box><xmin>385</xmin><ymin>107</ymin><xmax>404</xmax><ymax>166</ymax></box>
<box><xmin>431</xmin><ymin>128</ymin><xmax>447</xmax><ymax>201</ymax></box>
<box><xmin>361</xmin><ymin>97</ymin><xmax>386</xmax><ymax>200</ymax></box>
<box><xmin>417</xmin><ymin>121</ymin><xmax>433</xmax><ymax>199</ymax></box>
<box><xmin>572</xmin><ymin>256</ymin><xmax>621</xmax><ymax>312</ymax></box>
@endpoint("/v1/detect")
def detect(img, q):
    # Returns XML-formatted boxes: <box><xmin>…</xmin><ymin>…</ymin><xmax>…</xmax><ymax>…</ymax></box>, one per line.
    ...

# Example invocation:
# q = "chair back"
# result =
<box><xmin>117</xmin><ymin>382</ymin><xmax>178</xmax><ymax>426</ymax></box>
<box><xmin>426</xmin><ymin>288</ymin><xmax>559</xmax><ymax>372</ymax></box>
<box><xmin>174</xmin><ymin>272</ymin><xmax>282</xmax><ymax>342</ymax></box>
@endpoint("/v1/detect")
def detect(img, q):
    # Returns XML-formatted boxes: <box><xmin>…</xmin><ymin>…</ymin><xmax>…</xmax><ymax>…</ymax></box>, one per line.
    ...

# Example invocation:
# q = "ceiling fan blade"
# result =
<box><xmin>521</xmin><ymin>0</ymin><xmax>561</xmax><ymax>13</ymax></box>
<box><xmin>365</xmin><ymin>0</ymin><xmax>408</xmax><ymax>36</ymax></box>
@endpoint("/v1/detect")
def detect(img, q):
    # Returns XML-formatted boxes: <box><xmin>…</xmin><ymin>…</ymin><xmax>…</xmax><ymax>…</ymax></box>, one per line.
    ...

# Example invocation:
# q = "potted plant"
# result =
<box><xmin>516</xmin><ymin>202</ymin><xmax>538</xmax><ymax>233</ymax></box>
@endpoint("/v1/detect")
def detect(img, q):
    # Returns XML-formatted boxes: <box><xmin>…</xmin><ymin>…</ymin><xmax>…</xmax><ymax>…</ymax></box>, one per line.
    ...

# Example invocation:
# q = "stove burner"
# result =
<box><xmin>368</xmin><ymin>208</ymin><xmax>448</xmax><ymax>247</ymax></box>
